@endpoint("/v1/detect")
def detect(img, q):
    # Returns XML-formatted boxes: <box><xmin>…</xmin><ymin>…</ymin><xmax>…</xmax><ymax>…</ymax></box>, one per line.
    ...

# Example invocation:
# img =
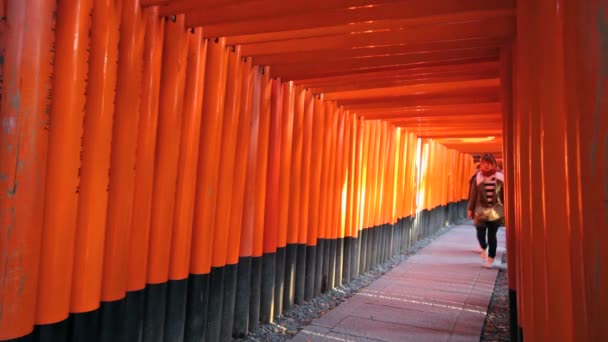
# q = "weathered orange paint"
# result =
<box><xmin>344</xmin><ymin>113</ymin><xmax>357</xmax><ymax>238</ymax></box>
<box><xmin>386</xmin><ymin>127</ymin><xmax>398</xmax><ymax>223</ymax></box>
<box><xmin>71</xmin><ymin>0</ymin><xmax>121</xmax><ymax>313</ymax></box>
<box><xmin>128</xmin><ymin>7</ymin><xmax>164</xmax><ymax>292</ymax></box>
<box><xmin>307</xmin><ymin>96</ymin><xmax>325</xmax><ymax>246</ymax></box>
<box><xmin>277</xmin><ymin>82</ymin><xmax>295</xmax><ymax>248</ymax></box>
<box><xmin>392</xmin><ymin>129</ymin><xmax>404</xmax><ymax>220</ymax></box>
<box><xmin>190</xmin><ymin>37</ymin><xmax>229</xmax><ymax>274</ymax></box>
<box><xmin>169</xmin><ymin>28</ymin><xmax>207</xmax><ymax>280</ymax></box>
<box><xmin>333</xmin><ymin>109</ymin><xmax>347</xmax><ymax>239</ymax></box>
<box><xmin>262</xmin><ymin>78</ymin><xmax>283</xmax><ymax>254</ymax></box>
<box><xmin>329</xmin><ymin>103</ymin><xmax>341</xmax><ymax>238</ymax></box>
<box><xmin>252</xmin><ymin>68</ymin><xmax>271</xmax><ymax>257</ymax></box>
<box><xmin>359</xmin><ymin>120</ymin><xmax>372</xmax><ymax>230</ymax></box>
<box><xmin>371</xmin><ymin>122</ymin><xmax>384</xmax><ymax>225</ymax></box>
<box><xmin>286</xmin><ymin>86</ymin><xmax>305</xmax><ymax>246</ymax></box>
<box><xmin>399</xmin><ymin>131</ymin><xmax>410</xmax><ymax>218</ymax></box>
<box><xmin>36</xmin><ymin>0</ymin><xmax>93</xmax><ymax>324</ymax></box>
<box><xmin>370</xmin><ymin>121</ymin><xmax>384</xmax><ymax>226</ymax></box>
<box><xmin>352</xmin><ymin>118</ymin><xmax>365</xmax><ymax>237</ymax></box>
<box><xmin>147</xmin><ymin>14</ymin><xmax>188</xmax><ymax>285</ymax></box>
<box><xmin>407</xmin><ymin>132</ymin><xmax>418</xmax><ymax>216</ymax></box>
<box><xmin>227</xmin><ymin>59</ymin><xmax>255</xmax><ymax>265</ymax></box>
<box><xmin>298</xmin><ymin>90</ymin><xmax>314</xmax><ymax>245</ymax></box>
<box><xmin>319</xmin><ymin>101</ymin><xmax>336</xmax><ymax>240</ymax></box>
<box><xmin>384</xmin><ymin>124</ymin><xmax>395</xmax><ymax>223</ymax></box>
<box><xmin>101</xmin><ymin>0</ymin><xmax>145</xmax><ymax>303</ymax></box>
<box><xmin>374</xmin><ymin>122</ymin><xmax>388</xmax><ymax>225</ymax></box>
<box><xmin>238</xmin><ymin>64</ymin><xmax>262</xmax><ymax>259</ymax></box>
<box><xmin>190</xmin><ymin>38</ymin><xmax>228</xmax><ymax>274</ymax></box>
<box><xmin>0</xmin><ymin>0</ymin><xmax>54</xmax><ymax>337</ymax></box>
<box><xmin>212</xmin><ymin>45</ymin><xmax>243</xmax><ymax>268</ymax></box>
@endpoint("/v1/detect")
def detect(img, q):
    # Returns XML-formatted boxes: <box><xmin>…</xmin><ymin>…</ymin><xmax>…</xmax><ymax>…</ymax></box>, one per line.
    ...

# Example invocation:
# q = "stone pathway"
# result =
<box><xmin>290</xmin><ymin>225</ymin><xmax>506</xmax><ymax>342</ymax></box>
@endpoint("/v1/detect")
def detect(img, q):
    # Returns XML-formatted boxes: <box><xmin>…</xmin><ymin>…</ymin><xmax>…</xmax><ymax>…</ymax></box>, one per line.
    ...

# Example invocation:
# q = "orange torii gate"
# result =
<box><xmin>0</xmin><ymin>1</ymin><xmax>606</xmax><ymax>342</ymax></box>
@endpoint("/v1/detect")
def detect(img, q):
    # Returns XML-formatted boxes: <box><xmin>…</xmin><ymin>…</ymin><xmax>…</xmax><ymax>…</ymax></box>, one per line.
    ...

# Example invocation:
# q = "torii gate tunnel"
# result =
<box><xmin>0</xmin><ymin>1</ymin><xmax>607</xmax><ymax>342</ymax></box>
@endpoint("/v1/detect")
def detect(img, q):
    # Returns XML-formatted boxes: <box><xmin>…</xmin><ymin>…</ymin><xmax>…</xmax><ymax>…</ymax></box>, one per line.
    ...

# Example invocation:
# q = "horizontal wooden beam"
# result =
<box><xmin>186</xmin><ymin>0</ymin><xmax>399</xmax><ymax>26</ymax></box>
<box><xmin>194</xmin><ymin>0</ymin><xmax>514</xmax><ymax>37</ymax></box>
<box><xmin>338</xmin><ymin>86</ymin><xmax>499</xmax><ymax>108</ymax></box>
<box><xmin>405</xmin><ymin>126</ymin><xmax>503</xmax><ymax>130</ymax></box>
<box><xmin>141</xmin><ymin>0</ymin><xmax>170</xmax><ymax>5</ymax></box>
<box><xmin>269</xmin><ymin>48</ymin><xmax>499</xmax><ymax>80</ymax></box>
<box><xmin>442</xmin><ymin>147</ymin><xmax>503</xmax><ymax>154</ymax></box>
<box><xmin>360</xmin><ymin>102</ymin><xmax>502</xmax><ymax>116</ymax></box>
<box><xmin>159</xmin><ymin>0</ymin><xmax>312</xmax><ymax>15</ymax></box>
<box><xmin>345</xmin><ymin>94</ymin><xmax>501</xmax><ymax>111</ymax></box>
<box><xmin>239</xmin><ymin>16</ymin><xmax>514</xmax><ymax>55</ymax></box>
<box><xmin>384</xmin><ymin>114</ymin><xmax>502</xmax><ymax>123</ymax></box>
<box><xmin>325</xmin><ymin>78</ymin><xmax>499</xmax><ymax>101</ymax></box>
<box><xmin>284</xmin><ymin>56</ymin><xmax>499</xmax><ymax>81</ymax></box>
<box><xmin>226</xmin><ymin>9</ymin><xmax>513</xmax><ymax>44</ymax></box>
<box><xmin>398</xmin><ymin>123</ymin><xmax>503</xmax><ymax>130</ymax></box>
<box><xmin>252</xmin><ymin>41</ymin><xmax>501</xmax><ymax>66</ymax></box>
<box><xmin>314</xmin><ymin>72</ymin><xmax>499</xmax><ymax>93</ymax></box>
<box><xmin>297</xmin><ymin>60</ymin><xmax>499</xmax><ymax>86</ymax></box>
<box><xmin>412</xmin><ymin>130</ymin><xmax>503</xmax><ymax>138</ymax></box>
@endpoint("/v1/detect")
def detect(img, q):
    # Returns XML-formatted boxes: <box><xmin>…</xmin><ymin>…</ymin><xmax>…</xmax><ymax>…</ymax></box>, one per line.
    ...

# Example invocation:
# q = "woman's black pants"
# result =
<box><xmin>476</xmin><ymin>220</ymin><xmax>500</xmax><ymax>258</ymax></box>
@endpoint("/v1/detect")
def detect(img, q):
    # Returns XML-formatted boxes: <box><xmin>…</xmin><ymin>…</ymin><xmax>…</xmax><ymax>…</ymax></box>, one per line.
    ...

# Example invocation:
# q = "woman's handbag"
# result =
<box><xmin>475</xmin><ymin>203</ymin><xmax>504</xmax><ymax>222</ymax></box>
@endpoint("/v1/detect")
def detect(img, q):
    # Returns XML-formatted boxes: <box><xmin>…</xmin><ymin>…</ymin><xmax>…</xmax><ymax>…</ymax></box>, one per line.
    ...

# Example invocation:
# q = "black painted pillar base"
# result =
<box><xmin>126</xmin><ymin>289</ymin><xmax>145</xmax><ymax>342</ymax></box>
<box><xmin>335</xmin><ymin>238</ymin><xmax>344</xmax><ymax>287</ymax></box>
<box><xmin>366</xmin><ymin>227</ymin><xmax>374</xmax><ymax>270</ymax></box>
<box><xmin>519</xmin><ymin>327</ymin><xmax>524</xmax><ymax>342</ymax></box>
<box><xmin>342</xmin><ymin>237</ymin><xmax>352</xmax><ymax>283</ymax></box>
<box><xmin>376</xmin><ymin>225</ymin><xmax>383</xmax><ymax>264</ymax></box>
<box><xmin>233</xmin><ymin>257</ymin><xmax>251</xmax><ymax>338</ymax></box>
<box><xmin>33</xmin><ymin>318</ymin><xmax>69</xmax><ymax>342</ymax></box>
<box><xmin>5</xmin><ymin>333</ymin><xmax>34</xmax><ymax>342</ymax></box>
<box><xmin>220</xmin><ymin>264</ymin><xmax>238</xmax><ymax>342</ymax></box>
<box><xmin>350</xmin><ymin>234</ymin><xmax>363</xmax><ymax>279</ymax></box>
<box><xmin>260</xmin><ymin>253</ymin><xmax>276</xmax><ymax>323</ymax></box>
<box><xmin>314</xmin><ymin>239</ymin><xmax>325</xmax><ymax>296</ymax></box>
<box><xmin>249</xmin><ymin>256</ymin><xmax>262</xmax><ymax>331</ymax></box>
<box><xmin>509</xmin><ymin>289</ymin><xmax>520</xmax><ymax>342</ymax></box>
<box><xmin>184</xmin><ymin>274</ymin><xmax>210</xmax><ymax>342</ymax></box>
<box><xmin>359</xmin><ymin>229</ymin><xmax>368</xmax><ymax>272</ymax></box>
<box><xmin>143</xmin><ymin>282</ymin><xmax>167</xmax><ymax>342</ymax></box>
<box><xmin>328</xmin><ymin>239</ymin><xmax>337</xmax><ymax>291</ymax></box>
<box><xmin>274</xmin><ymin>247</ymin><xmax>286</xmax><ymax>317</ymax></box>
<box><xmin>165</xmin><ymin>279</ymin><xmax>188</xmax><ymax>342</ymax></box>
<box><xmin>69</xmin><ymin>309</ymin><xmax>99</xmax><ymax>342</ymax></box>
<box><xmin>321</xmin><ymin>238</ymin><xmax>329</xmax><ymax>292</ymax></box>
<box><xmin>295</xmin><ymin>244</ymin><xmax>307</xmax><ymax>305</ymax></box>
<box><xmin>99</xmin><ymin>297</ymin><xmax>128</xmax><ymax>342</ymax></box>
<box><xmin>304</xmin><ymin>245</ymin><xmax>316</xmax><ymax>301</ymax></box>
<box><xmin>283</xmin><ymin>244</ymin><xmax>298</xmax><ymax>311</ymax></box>
<box><xmin>206</xmin><ymin>267</ymin><xmax>225</xmax><ymax>342</ymax></box>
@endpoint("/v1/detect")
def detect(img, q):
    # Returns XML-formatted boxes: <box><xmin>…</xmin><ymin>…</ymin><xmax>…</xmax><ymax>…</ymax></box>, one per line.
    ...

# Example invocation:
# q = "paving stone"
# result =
<box><xmin>333</xmin><ymin>316</ymin><xmax>451</xmax><ymax>342</ymax></box>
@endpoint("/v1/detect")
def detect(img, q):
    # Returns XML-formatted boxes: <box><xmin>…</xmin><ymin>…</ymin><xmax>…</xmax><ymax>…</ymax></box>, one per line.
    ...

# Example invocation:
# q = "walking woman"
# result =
<box><xmin>467</xmin><ymin>154</ymin><xmax>505</xmax><ymax>268</ymax></box>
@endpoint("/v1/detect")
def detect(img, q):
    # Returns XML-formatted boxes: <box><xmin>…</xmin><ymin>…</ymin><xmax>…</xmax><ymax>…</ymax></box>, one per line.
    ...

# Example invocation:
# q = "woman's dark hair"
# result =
<box><xmin>480</xmin><ymin>153</ymin><xmax>497</xmax><ymax>166</ymax></box>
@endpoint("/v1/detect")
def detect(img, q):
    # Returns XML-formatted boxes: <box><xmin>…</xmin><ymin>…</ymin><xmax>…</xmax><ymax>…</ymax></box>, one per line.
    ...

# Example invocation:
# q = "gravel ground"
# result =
<box><xmin>242</xmin><ymin>224</ymin><xmax>458</xmax><ymax>342</ymax></box>
<box><xmin>480</xmin><ymin>251</ymin><xmax>510</xmax><ymax>342</ymax></box>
